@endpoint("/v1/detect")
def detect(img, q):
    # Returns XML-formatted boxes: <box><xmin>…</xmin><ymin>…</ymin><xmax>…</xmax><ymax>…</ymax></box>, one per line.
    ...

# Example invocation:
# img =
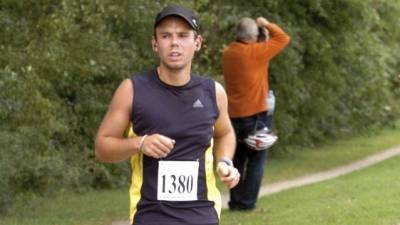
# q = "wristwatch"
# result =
<box><xmin>218</xmin><ymin>157</ymin><xmax>233</xmax><ymax>167</ymax></box>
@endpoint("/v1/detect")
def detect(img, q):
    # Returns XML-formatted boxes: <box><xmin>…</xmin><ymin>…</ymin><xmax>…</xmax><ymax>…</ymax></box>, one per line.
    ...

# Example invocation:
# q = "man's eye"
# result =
<box><xmin>180</xmin><ymin>33</ymin><xmax>190</xmax><ymax>38</ymax></box>
<box><xmin>160</xmin><ymin>34</ymin><xmax>170</xmax><ymax>39</ymax></box>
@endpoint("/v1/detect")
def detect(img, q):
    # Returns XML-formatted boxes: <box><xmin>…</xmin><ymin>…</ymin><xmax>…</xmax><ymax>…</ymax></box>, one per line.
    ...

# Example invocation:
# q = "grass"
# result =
<box><xmin>218</xmin><ymin>121</ymin><xmax>400</xmax><ymax>193</ymax></box>
<box><xmin>220</xmin><ymin>155</ymin><xmax>400</xmax><ymax>225</ymax></box>
<box><xmin>0</xmin><ymin>189</ymin><xmax>128</xmax><ymax>225</ymax></box>
<box><xmin>263</xmin><ymin>122</ymin><xmax>400</xmax><ymax>184</ymax></box>
<box><xmin>1</xmin><ymin>122</ymin><xmax>400</xmax><ymax>225</ymax></box>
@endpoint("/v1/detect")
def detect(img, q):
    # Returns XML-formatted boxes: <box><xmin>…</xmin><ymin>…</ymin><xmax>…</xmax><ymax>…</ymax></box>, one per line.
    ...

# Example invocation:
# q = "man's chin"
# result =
<box><xmin>164</xmin><ymin>63</ymin><xmax>186</xmax><ymax>71</ymax></box>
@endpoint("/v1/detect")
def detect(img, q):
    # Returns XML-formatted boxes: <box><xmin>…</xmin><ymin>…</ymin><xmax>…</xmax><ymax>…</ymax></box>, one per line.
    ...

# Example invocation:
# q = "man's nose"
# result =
<box><xmin>171</xmin><ymin>35</ymin><xmax>179</xmax><ymax>47</ymax></box>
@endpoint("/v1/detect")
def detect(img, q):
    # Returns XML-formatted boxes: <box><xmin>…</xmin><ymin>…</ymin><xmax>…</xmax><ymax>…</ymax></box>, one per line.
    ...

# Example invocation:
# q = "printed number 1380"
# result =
<box><xmin>157</xmin><ymin>161</ymin><xmax>199</xmax><ymax>201</ymax></box>
<box><xmin>161</xmin><ymin>174</ymin><xmax>194</xmax><ymax>194</ymax></box>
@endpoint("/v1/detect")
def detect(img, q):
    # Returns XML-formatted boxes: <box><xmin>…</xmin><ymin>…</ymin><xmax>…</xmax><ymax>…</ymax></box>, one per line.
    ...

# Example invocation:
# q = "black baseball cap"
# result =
<box><xmin>154</xmin><ymin>5</ymin><xmax>199</xmax><ymax>31</ymax></box>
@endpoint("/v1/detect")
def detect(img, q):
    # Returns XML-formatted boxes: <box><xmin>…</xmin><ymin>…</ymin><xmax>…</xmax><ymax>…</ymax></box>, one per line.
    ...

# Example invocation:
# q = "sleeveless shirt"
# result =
<box><xmin>128</xmin><ymin>69</ymin><xmax>221</xmax><ymax>225</ymax></box>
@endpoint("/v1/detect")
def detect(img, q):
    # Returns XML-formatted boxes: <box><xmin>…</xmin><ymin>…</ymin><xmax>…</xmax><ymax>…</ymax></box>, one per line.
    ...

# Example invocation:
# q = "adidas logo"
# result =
<box><xmin>193</xmin><ymin>99</ymin><xmax>204</xmax><ymax>108</ymax></box>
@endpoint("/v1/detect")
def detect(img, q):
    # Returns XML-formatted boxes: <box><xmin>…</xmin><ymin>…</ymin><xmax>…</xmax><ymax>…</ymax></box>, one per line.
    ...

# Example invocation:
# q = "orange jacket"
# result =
<box><xmin>222</xmin><ymin>23</ymin><xmax>290</xmax><ymax>118</ymax></box>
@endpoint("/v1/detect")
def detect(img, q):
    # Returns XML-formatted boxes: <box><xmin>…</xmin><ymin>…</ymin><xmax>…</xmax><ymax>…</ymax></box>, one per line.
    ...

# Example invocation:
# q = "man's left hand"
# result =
<box><xmin>216</xmin><ymin>162</ymin><xmax>240</xmax><ymax>188</ymax></box>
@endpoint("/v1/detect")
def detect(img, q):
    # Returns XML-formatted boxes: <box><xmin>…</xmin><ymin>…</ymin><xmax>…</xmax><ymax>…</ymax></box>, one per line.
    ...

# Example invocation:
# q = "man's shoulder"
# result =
<box><xmin>129</xmin><ymin>69</ymin><xmax>155</xmax><ymax>81</ymax></box>
<box><xmin>192</xmin><ymin>72</ymin><xmax>210</xmax><ymax>78</ymax></box>
<box><xmin>224</xmin><ymin>41</ymin><xmax>241</xmax><ymax>50</ymax></box>
<box><xmin>191</xmin><ymin>73</ymin><xmax>216</xmax><ymax>89</ymax></box>
<box><xmin>223</xmin><ymin>41</ymin><xmax>261</xmax><ymax>54</ymax></box>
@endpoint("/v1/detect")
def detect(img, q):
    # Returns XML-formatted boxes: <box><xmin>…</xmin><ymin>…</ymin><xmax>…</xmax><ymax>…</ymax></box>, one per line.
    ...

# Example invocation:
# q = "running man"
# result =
<box><xmin>95</xmin><ymin>5</ymin><xmax>240</xmax><ymax>225</ymax></box>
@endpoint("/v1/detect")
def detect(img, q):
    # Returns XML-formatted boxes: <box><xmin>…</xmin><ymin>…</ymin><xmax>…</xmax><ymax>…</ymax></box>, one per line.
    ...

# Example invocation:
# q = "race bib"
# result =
<box><xmin>157</xmin><ymin>161</ymin><xmax>199</xmax><ymax>201</ymax></box>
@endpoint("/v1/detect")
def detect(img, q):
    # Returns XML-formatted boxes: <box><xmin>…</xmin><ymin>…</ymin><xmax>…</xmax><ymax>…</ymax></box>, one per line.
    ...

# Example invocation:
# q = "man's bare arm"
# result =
<box><xmin>95</xmin><ymin>79</ymin><xmax>142</xmax><ymax>162</ymax></box>
<box><xmin>95</xmin><ymin>79</ymin><xmax>175</xmax><ymax>163</ymax></box>
<box><xmin>213</xmin><ymin>81</ymin><xmax>240</xmax><ymax>188</ymax></box>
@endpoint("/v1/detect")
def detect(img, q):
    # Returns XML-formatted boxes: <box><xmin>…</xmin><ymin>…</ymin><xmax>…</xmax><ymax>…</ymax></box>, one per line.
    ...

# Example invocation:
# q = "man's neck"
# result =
<box><xmin>157</xmin><ymin>65</ymin><xmax>191</xmax><ymax>86</ymax></box>
<box><xmin>237</xmin><ymin>37</ymin><xmax>257</xmax><ymax>44</ymax></box>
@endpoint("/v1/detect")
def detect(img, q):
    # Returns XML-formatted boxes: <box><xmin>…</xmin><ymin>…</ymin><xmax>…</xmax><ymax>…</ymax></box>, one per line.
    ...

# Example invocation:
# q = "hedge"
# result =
<box><xmin>0</xmin><ymin>0</ymin><xmax>399</xmax><ymax>214</ymax></box>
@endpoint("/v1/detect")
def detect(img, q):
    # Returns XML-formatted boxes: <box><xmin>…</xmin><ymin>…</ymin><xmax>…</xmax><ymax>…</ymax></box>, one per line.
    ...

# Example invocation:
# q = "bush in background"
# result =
<box><xmin>0</xmin><ymin>0</ymin><xmax>399</xmax><ymax>214</ymax></box>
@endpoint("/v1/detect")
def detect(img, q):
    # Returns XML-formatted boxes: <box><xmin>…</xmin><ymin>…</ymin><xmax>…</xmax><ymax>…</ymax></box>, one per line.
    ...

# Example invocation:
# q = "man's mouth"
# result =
<box><xmin>168</xmin><ymin>52</ymin><xmax>182</xmax><ymax>61</ymax></box>
<box><xmin>169</xmin><ymin>52</ymin><xmax>182</xmax><ymax>57</ymax></box>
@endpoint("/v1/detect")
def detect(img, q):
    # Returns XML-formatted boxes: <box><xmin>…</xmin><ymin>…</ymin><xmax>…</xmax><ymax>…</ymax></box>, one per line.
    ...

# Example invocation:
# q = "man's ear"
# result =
<box><xmin>195</xmin><ymin>35</ymin><xmax>203</xmax><ymax>51</ymax></box>
<box><xmin>152</xmin><ymin>38</ymin><xmax>158</xmax><ymax>52</ymax></box>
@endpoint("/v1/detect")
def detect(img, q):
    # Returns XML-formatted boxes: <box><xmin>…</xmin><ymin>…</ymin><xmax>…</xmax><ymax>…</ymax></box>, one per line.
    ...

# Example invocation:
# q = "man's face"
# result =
<box><xmin>153</xmin><ymin>16</ymin><xmax>201</xmax><ymax>71</ymax></box>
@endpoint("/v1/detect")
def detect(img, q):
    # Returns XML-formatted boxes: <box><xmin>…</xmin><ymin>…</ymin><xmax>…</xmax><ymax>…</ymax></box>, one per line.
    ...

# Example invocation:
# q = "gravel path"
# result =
<box><xmin>112</xmin><ymin>145</ymin><xmax>400</xmax><ymax>225</ymax></box>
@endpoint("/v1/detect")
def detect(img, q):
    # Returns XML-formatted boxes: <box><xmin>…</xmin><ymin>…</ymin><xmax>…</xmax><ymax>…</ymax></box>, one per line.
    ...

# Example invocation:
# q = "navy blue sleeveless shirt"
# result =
<box><xmin>128</xmin><ymin>69</ymin><xmax>221</xmax><ymax>225</ymax></box>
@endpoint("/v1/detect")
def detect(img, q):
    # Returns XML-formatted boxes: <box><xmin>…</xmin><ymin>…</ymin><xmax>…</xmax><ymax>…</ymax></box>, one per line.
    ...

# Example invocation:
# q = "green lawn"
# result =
<box><xmin>0</xmin><ymin>189</ymin><xmax>128</xmax><ymax>225</ymax></box>
<box><xmin>264</xmin><ymin>122</ymin><xmax>400</xmax><ymax>184</ymax></box>
<box><xmin>218</xmin><ymin>122</ymin><xmax>400</xmax><ymax>193</ymax></box>
<box><xmin>1</xmin><ymin>123</ymin><xmax>400</xmax><ymax>225</ymax></box>
<box><xmin>221</xmin><ymin>155</ymin><xmax>400</xmax><ymax>225</ymax></box>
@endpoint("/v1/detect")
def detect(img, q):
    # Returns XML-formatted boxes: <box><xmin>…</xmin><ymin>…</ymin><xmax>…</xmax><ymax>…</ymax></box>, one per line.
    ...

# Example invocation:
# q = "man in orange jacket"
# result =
<box><xmin>222</xmin><ymin>16</ymin><xmax>290</xmax><ymax>210</ymax></box>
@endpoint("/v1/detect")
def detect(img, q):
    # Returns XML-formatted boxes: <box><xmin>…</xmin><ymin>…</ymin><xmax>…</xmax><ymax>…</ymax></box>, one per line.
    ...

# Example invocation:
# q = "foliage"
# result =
<box><xmin>0</xmin><ymin>0</ymin><xmax>399</xmax><ymax>214</ymax></box>
<box><xmin>213</xmin><ymin>0</ymin><xmax>400</xmax><ymax>148</ymax></box>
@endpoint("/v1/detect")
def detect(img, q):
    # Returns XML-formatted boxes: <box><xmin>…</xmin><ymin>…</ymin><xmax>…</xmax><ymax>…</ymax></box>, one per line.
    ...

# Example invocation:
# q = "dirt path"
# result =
<box><xmin>112</xmin><ymin>145</ymin><xmax>400</xmax><ymax>225</ymax></box>
<box><xmin>221</xmin><ymin>145</ymin><xmax>400</xmax><ymax>208</ymax></box>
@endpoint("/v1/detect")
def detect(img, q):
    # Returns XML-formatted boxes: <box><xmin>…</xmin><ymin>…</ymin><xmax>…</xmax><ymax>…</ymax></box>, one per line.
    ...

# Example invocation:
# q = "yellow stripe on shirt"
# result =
<box><xmin>126</xmin><ymin>124</ymin><xmax>144</xmax><ymax>225</ymax></box>
<box><xmin>205</xmin><ymin>139</ymin><xmax>222</xmax><ymax>218</ymax></box>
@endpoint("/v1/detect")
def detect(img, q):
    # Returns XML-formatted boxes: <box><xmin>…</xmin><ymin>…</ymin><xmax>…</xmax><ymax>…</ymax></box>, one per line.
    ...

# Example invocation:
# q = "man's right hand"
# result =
<box><xmin>256</xmin><ymin>17</ymin><xmax>269</xmax><ymax>27</ymax></box>
<box><xmin>140</xmin><ymin>134</ymin><xmax>175</xmax><ymax>159</ymax></box>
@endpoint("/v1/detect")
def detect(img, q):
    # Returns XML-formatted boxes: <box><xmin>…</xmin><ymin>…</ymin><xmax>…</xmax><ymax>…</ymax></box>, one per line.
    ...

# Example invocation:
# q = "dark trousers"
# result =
<box><xmin>229</xmin><ymin>111</ymin><xmax>272</xmax><ymax>210</ymax></box>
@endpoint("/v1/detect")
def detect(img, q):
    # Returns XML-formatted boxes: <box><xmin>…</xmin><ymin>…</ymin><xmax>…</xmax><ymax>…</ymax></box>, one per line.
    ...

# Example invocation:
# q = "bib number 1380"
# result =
<box><xmin>161</xmin><ymin>174</ymin><xmax>194</xmax><ymax>194</ymax></box>
<box><xmin>157</xmin><ymin>161</ymin><xmax>199</xmax><ymax>201</ymax></box>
